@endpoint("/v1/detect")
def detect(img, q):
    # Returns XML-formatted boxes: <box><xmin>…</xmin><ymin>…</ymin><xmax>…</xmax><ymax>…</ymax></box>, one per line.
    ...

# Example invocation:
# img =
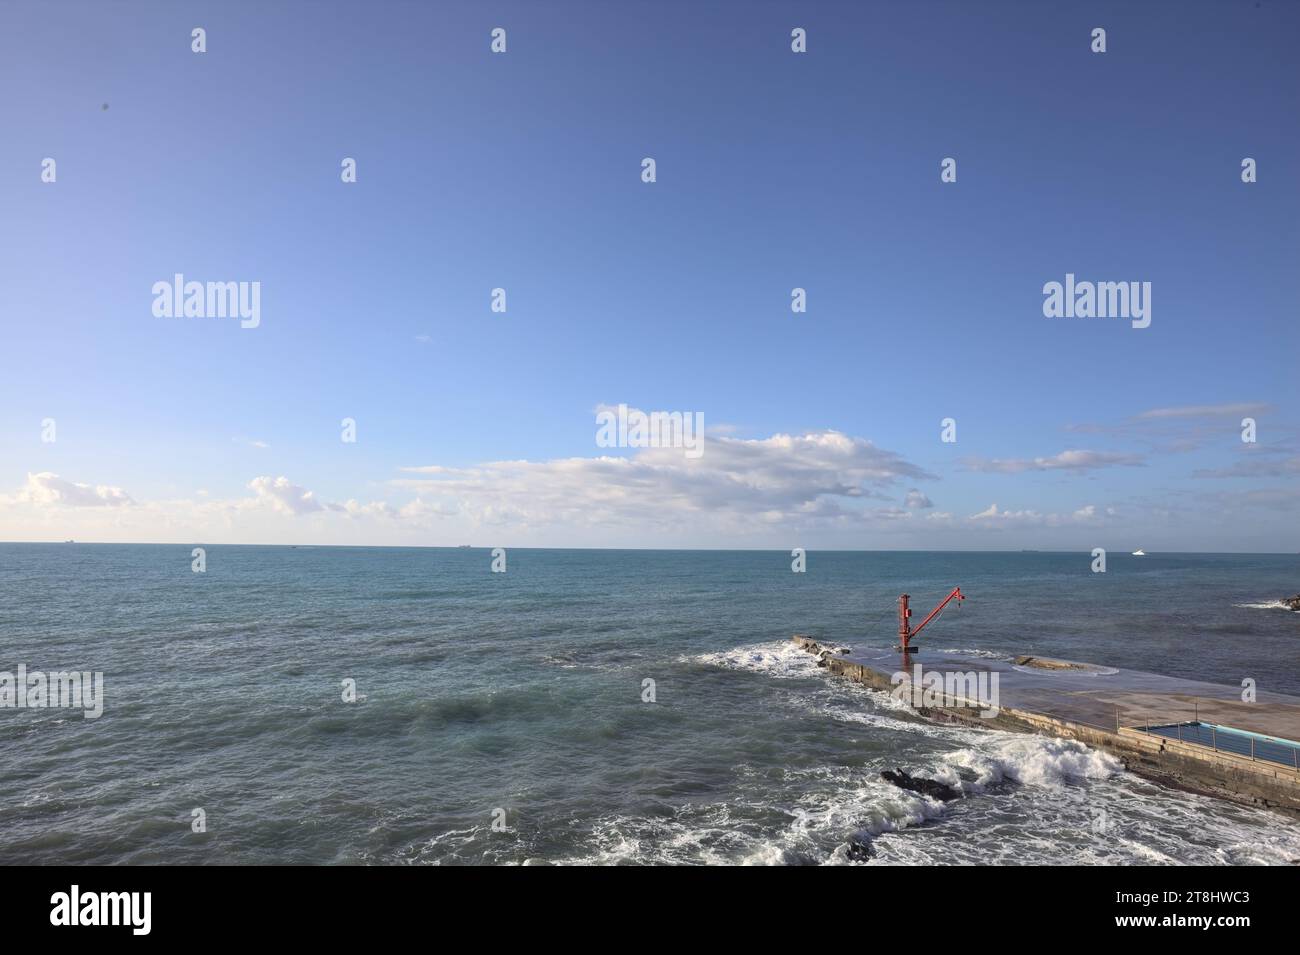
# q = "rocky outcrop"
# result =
<box><xmin>880</xmin><ymin>768</ymin><xmax>961</xmax><ymax>802</ymax></box>
<box><xmin>1283</xmin><ymin>594</ymin><xmax>1300</xmax><ymax>612</ymax></box>
<box><xmin>1014</xmin><ymin>655</ymin><xmax>1097</xmax><ymax>671</ymax></box>
<box><xmin>811</xmin><ymin>644</ymin><xmax>851</xmax><ymax>667</ymax></box>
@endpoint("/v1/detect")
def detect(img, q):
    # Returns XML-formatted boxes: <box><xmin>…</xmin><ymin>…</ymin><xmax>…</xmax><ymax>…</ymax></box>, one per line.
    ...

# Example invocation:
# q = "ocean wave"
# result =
<box><xmin>539</xmin><ymin>650</ymin><xmax>644</xmax><ymax>672</ymax></box>
<box><xmin>554</xmin><ymin>770</ymin><xmax>949</xmax><ymax>866</ymax></box>
<box><xmin>935</xmin><ymin>735</ymin><xmax>1123</xmax><ymax>791</ymax></box>
<box><xmin>1235</xmin><ymin>601</ymin><xmax>1296</xmax><ymax>611</ymax></box>
<box><xmin>687</xmin><ymin>640</ymin><xmax>825</xmax><ymax>679</ymax></box>
<box><xmin>404</xmin><ymin>737</ymin><xmax>1300</xmax><ymax>866</ymax></box>
<box><xmin>645</xmin><ymin>636</ymin><xmax>1299</xmax><ymax>866</ymax></box>
<box><xmin>807</xmin><ymin>696</ymin><xmax>980</xmax><ymax>743</ymax></box>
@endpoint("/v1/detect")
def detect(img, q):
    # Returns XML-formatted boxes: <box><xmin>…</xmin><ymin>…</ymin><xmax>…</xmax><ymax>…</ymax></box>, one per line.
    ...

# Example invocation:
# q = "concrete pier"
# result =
<box><xmin>792</xmin><ymin>635</ymin><xmax>1300</xmax><ymax>818</ymax></box>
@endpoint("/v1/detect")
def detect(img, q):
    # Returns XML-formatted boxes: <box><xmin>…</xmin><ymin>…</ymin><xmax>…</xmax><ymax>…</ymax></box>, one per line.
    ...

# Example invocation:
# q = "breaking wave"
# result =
<box><xmin>687</xmin><ymin>640</ymin><xmax>827</xmax><ymax>679</ymax></box>
<box><xmin>670</xmin><ymin>638</ymin><xmax>1300</xmax><ymax>865</ymax></box>
<box><xmin>935</xmin><ymin>735</ymin><xmax>1123</xmax><ymax>792</ymax></box>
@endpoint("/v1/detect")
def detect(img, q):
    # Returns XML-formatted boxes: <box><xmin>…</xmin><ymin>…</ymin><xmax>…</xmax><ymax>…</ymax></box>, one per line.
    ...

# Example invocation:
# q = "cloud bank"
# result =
<box><xmin>13</xmin><ymin>472</ymin><xmax>135</xmax><ymax>507</ymax></box>
<box><xmin>397</xmin><ymin>430</ymin><xmax>935</xmax><ymax>531</ymax></box>
<box><xmin>963</xmin><ymin>450</ymin><xmax>1144</xmax><ymax>474</ymax></box>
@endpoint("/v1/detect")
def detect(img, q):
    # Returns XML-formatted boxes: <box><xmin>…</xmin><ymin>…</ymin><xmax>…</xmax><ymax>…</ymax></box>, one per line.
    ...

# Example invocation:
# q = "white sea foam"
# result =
<box><xmin>1011</xmin><ymin>663</ymin><xmax>1118</xmax><ymax>677</ymax></box>
<box><xmin>667</xmin><ymin>637</ymin><xmax>1300</xmax><ymax>867</ymax></box>
<box><xmin>689</xmin><ymin>640</ymin><xmax>826</xmax><ymax>679</ymax></box>
<box><xmin>1235</xmin><ymin>600</ymin><xmax>1295</xmax><ymax>611</ymax></box>
<box><xmin>936</xmin><ymin>647</ymin><xmax>1009</xmax><ymax>660</ymax></box>
<box><xmin>544</xmin><ymin>743</ymin><xmax>1300</xmax><ymax>867</ymax></box>
<box><xmin>560</xmin><ymin>769</ymin><xmax>951</xmax><ymax>867</ymax></box>
<box><xmin>809</xmin><ymin>697</ymin><xmax>981</xmax><ymax>743</ymax></box>
<box><xmin>745</xmin><ymin>785</ymin><xmax>944</xmax><ymax>866</ymax></box>
<box><xmin>937</xmin><ymin>735</ymin><xmax>1123</xmax><ymax>791</ymax></box>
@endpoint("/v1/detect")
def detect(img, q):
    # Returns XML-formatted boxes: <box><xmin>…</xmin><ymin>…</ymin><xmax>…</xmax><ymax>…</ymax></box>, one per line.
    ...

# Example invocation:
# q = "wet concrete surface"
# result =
<box><xmin>838</xmin><ymin>646</ymin><xmax>1300</xmax><ymax>740</ymax></box>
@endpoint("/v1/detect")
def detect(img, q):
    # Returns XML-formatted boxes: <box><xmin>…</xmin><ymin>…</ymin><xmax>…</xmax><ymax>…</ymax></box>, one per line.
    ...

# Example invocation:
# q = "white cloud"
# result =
<box><xmin>1067</xmin><ymin>402</ymin><xmax>1276</xmax><ymax>456</ymax></box>
<box><xmin>247</xmin><ymin>476</ymin><xmax>326</xmax><ymax>515</ymax></box>
<box><xmin>969</xmin><ymin>503</ymin><xmax>1044</xmax><ymax>524</ymax></box>
<box><xmin>904</xmin><ymin>489</ymin><xmax>933</xmax><ymax>509</ymax></box>
<box><xmin>12</xmin><ymin>472</ymin><xmax>134</xmax><ymax>508</ymax></box>
<box><xmin>1136</xmin><ymin>402</ymin><xmax>1271</xmax><ymax>420</ymax></box>
<box><xmin>968</xmin><ymin>502</ymin><xmax>1109</xmax><ymax>527</ymax></box>
<box><xmin>963</xmin><ymin>450</ymin><xmax>1144</xmax><ymax>473</ymax></box>
<box><xmin>0</xmin><ymin>470</ymin><xmax>404</xmax><ymax>544</ymax></box>
<box><xmin>340</xmin><ymin>499</ymin><xmax>393</xmax><ymax>518</ymax></box>
<box><xmin>397</xmin><ymin>430</ymin><xmax>933</xmax><ymax>532</ymax></box>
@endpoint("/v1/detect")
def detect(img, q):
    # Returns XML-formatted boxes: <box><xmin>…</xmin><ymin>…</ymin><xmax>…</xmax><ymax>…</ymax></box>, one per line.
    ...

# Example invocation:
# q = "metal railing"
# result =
<box><xmin>1117</xmin><ymin>701</ymin><xmax>1300</xmax><ymax>770</ymax></box>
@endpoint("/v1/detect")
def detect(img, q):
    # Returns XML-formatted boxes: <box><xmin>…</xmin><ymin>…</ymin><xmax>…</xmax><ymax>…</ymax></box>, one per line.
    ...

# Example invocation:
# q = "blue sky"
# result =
<box><xmin>1</xmin><ymin>0</ymin><xmax>1297</xmax><ymax>549</ymax></box>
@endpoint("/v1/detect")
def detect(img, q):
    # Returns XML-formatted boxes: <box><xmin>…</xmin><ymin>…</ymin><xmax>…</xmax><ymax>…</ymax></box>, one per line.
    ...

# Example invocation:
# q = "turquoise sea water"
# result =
<box><xmin>1</xmin><ymin>544</ymin><xmax>1297</xmax><ymax>864</ymax></box>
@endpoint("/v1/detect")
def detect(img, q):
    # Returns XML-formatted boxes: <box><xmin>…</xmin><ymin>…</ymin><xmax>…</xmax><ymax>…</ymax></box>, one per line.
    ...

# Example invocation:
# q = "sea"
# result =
<box><xmin>2</xmin><ymin>544</ymin><xmax>1297</xmax><ymax>865</ymax></box>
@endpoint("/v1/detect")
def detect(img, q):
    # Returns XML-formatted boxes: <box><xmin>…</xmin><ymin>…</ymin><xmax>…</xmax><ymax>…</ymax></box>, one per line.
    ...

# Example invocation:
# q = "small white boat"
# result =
<box><xmin>1131</xmin><ymin>549</ymin><xmax>1146</xmax><ymax>556</ymax></box>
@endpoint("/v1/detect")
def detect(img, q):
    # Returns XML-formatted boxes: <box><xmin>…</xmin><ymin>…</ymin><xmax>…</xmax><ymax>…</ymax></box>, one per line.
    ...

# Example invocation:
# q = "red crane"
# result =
<box><xmin>895</xmin><ymin>587</ymin><xmax>965</xmax><ymax>652</ymax></box>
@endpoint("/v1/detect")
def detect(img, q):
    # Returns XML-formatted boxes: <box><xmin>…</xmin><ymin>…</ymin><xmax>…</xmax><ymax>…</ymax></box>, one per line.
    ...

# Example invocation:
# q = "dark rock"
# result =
<box><xmin>1283</xmin><ymin>594</ymin><xmax>1300</xmax><ymax>612</ymax></box>
<box><xmin>846</xmin><ymin>837</ymin><xmax>873</xmax><ymax>861</ymax></box>
<box><xmin>881</xmin><ymin>768</ymin><xmax>961</xmax><ymax>802</ymax></box>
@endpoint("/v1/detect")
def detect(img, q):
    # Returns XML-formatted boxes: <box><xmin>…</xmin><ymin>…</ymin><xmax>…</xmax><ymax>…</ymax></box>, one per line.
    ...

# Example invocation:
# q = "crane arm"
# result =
<box><xmin>909</xmin><ymin>587</ymin><xmax>965</xmax><ymax>638</ymax></box>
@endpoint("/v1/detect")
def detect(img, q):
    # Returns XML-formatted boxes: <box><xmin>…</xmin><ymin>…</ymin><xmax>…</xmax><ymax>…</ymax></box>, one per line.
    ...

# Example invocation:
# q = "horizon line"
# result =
<box><xmin>2</xmin><ymin>540</ymin><xmax>1295</xmax><ymax>556</ymax></box>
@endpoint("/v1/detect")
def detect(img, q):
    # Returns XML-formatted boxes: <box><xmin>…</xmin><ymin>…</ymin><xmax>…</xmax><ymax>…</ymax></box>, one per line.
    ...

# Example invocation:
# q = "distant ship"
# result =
<box><xmin>1131</xmin><ymin>549</ymin><xmax>1146</xmax><ymax>556</ymax></box>
<box><xmin>457</xmin><ymin>544</ymin><xmax>472</xmax><ymax>549</ymax></box>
